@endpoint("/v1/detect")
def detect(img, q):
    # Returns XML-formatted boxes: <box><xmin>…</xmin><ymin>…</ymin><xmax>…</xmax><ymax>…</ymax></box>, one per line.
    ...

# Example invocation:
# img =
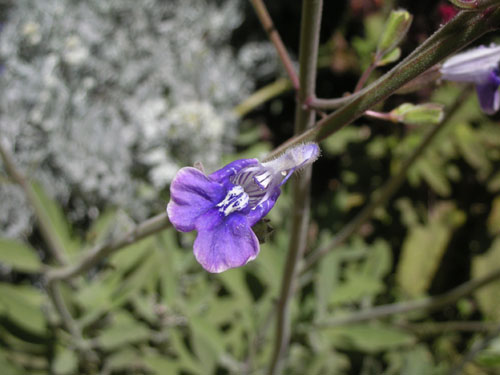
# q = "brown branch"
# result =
<box><xmin>250</xmin><ymin>0</ymin><xmax>300</xmax><ymax>90</ymax></box>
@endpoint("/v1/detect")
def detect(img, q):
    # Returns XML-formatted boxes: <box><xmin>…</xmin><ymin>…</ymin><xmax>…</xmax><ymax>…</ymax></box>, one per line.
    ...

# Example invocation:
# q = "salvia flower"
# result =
<box><xmin>167</xmin><ymin>143</ymin><xmax>320</xmax><ymax>273</ymax></box>
<box><xmin>440</xmin><ymin>44</ymin><xmax>500</xmax><ymax>115</ymax></box>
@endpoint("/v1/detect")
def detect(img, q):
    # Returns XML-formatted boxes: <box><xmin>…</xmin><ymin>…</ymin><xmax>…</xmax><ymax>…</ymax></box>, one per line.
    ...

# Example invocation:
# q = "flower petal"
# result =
<box><xmin>209</xmin><ymin>158</ymin><xmax>259</xmax><ymax>185</ymax></box>
<box><xmin>440</xmin><ymin>44</ymin><xmax>500</xmax><ymax>84</ymax></box>
<box><xmin>167</xmin><ymin>167</ymin><xmax>224</xmax><ymax>232</ymax></box>
<box><xmin>193</xmin><ymin>210</ymin><xmax>259</xmax><ymax>273</ymax></box>
<box><xmin>246</xmin><ymin>188</ymin><xmax>281</xmax><ymax>226</ymax></box>
<box><xmin>476</xmin><ymin>70</ymin><xmax>500</xmax><ymax>115</ymax></box>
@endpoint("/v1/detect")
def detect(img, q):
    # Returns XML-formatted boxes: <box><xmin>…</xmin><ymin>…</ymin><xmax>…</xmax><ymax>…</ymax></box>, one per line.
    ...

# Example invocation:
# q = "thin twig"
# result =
<box><xmin>250</xmin><ymin>0</ymin><xmax>300</xmax><ymax>90</ymax></box>
<box><xmin>398</xmin><ymin>321</ymin><xmax>500</xmax><ymax>336</ymax></box>
<box><xmin>47</xmin><ymin>212</ymin><xmax>170</xmax><ymax>281</ymax></box>
<box><xmin>314</xmin><ymin>268</ymin><xmax>500</xmax><ymax>328</ymax></box>
<box><xmin>364</xmin><ymin>109</ymin><xmax>396</xmax><ymax>122</ymax></box>
<box><xmin>301</xmin><ymin>88</ymin><xmax>470</xmax><ymax>271</ymax></box>
<box><xmin>0</xmin><ymin>139</ymin><xmax>69</xmax><ymax>265</ymax></box>
<box><xmin>46</xmin><ymin>281</ymin><xmax>85</xmax><ymax>345</ymax></box>
<box><xmin>267</xmin><ymin>1</ymin><xmax>322</xmax><ymax>374</ymax></box>
<box><xmin>233</xmin><ymin>78</ymin><xmax>293</xmax><ymax>118</ymax></box>
<box><xmin>354</xmin><ymin>62</ymin><xmax>376</xmax><ymax>93</ymax></box>
<box><xmin>47</xmin><ymin>280</ymin><xmax>98</xmax><ymax>369</ymax></box>
<box><xmin>448</xmin><ymin>322</ymin><xmax>500</xmax><ymax>375</ymax></box>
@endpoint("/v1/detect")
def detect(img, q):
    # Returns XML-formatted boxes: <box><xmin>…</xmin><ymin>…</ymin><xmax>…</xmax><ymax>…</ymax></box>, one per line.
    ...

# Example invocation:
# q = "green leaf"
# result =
<box><xmin>323</xmin><ymin>126</ymin><xmax>369</xmax><ymax>155</ymax></box>
<box><xmin>472</xmin><ymin>237</ymin><xmax>500</xmax><ymax>320</ymax></box>
<box><xmin>488</xmin><ymin>171</ymin><xmax>500</xmax><ymax>193</ymax></box>
<box><xmin>376</xmin><ymin>9</ymin><xmax>413</xmax><ymax>57</ymax></box>
<box><xmin>376</xmin><ymin>47</ymin><xmax>401</xmax><ymax>66</ymax></box>
<box><xmin>0</xmin><ymin>283</ymin><xmax>46</xmax><ymax>335</ymax></box>
<box><xmin>0</xmin><ymin>238</ymin><xmax>42</xmax><ymax>273</ymax></box>
<box><xmin>488</xmin><ymin>196</ymin><xmax>500</xmax><ymax>236</ymax></box>
<box><xmin>169</xmin><ymin>330</ymin><xmax>204</xmax><ymax>374</ymax></box>
<box><xmin>384</xmin><ymin>345</ymin><xmax>435</xmax><ymax>375</ymax></box>
<box><xmin>31</xmin><ymin>183</ymin><xmax>79</xmax><ymax>255</ymax></box>
<box><xmin>396</xmin><ymin>202</ymin><xmax>465</xmax><ymax>297</ymax></box>
<box><xmin>110</xmin><ymin>237</ymin><xmax>155</xmax><ymax>272</ymax></box>
<box><xmin>330</xmin><ymin>274</ymin><xmax>384</xmax><ymax>305</ymax></box>
<box><xmin>84</xmin><ymin>209</ymin><xmax>119</xmax><ymax>245</ymax></box>
<box><xmin>52</xmin><ymin>346</ymin><xmax>78</xmax><ymax>375</ymax></box>
<box><xmin>111</xmin><ymin>249</ymin><xmax>159</xmax><ymax>306</ymax></box>
<box><xmin>0</xmin><ymin>350</ymin><xmax>24</xmax><ymax>375</ymax></box>
<box><xmin>324</xmin><ymin>323</ymin><xmax>415</xmax><ymax>353</ymax></box>
<box><xmin>189</xmin><ymin>316</ymin><xmax>226</xmax><ymax>373</ymax></box>
<box><xmin>390</xmin><ymin>103</ymin><xmax>444</xmax><ymax>125</ymax></box>
<box><xmin>476</xmin><ymin>337</ymin><xmax>500</xmax><ymax>367</ymax></box>
<box><xmin>315</xmin><ymin>249</ymin><xmax>342</xmax><ymax>320</ymax></box>
<box><xmin>362</xmin><ymin>239</ymin><xmax>392</xmax><ymax>280</ymax></box>
<box><xmin>143</xmin><ymin>353</ymin><xmax>178</xmax><ymax>374</ymax></box>
<box><xmin>98</xmin><ymin>312</ymin><xmax>151</xmax><ymax>350</ymax></box>
<box><xmin>106</xmin><ymin>349</ymin><xmax>146</xmax><ymax>373</ymax></box>
<box><xmin>157</xmin><ymin>231</ymin><xmax>182</xmax><ymax>306</ymax></box>
<box><xmin>455</xmin><ymin>122</ymin><xmax>492</xmax><ymax>175</ymax></box>
<box><xmin>415</xmin><ymin>158</ymin><xmax>451</xmax><ymax>197</ymax></box>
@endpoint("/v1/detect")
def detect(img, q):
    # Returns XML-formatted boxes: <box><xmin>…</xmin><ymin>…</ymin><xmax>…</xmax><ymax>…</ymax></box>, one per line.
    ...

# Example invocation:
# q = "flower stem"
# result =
<box><xmin>267</xmin><ymin>1</ymin><xmax>322</xmax><ymax>374</ymax></box>
<box><xmin>250</xmin><ymin>0</ymin><xmax>300</xmax><ymax>90</ymax></box>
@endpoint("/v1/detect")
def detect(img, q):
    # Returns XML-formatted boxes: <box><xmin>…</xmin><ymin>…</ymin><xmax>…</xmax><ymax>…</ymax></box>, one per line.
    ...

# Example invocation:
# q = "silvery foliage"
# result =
<box><xmin>0</xmin><ymin>0</ymin><xmax>279</xmax><ymax>237</ymax></box>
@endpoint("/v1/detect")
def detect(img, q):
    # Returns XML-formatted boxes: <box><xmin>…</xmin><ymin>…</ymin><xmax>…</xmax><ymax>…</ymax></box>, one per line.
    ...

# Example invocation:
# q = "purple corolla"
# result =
<box><xmin>167</xmin><ymin>143</ymin><xmax>320</xmax><ymax>273</ymax></box>
<box><xmin>440</xmin><ymin>44</ymin><xmax>500</xmax><ymax>115</ymax></box>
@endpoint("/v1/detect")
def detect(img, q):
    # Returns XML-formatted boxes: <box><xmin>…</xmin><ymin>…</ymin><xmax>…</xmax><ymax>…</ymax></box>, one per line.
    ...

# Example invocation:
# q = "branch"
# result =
<box><xmin>267</xmin><ymin>1</ymin><xmax>322</xmax><ymax>374</ymax></box>
<box><xmin>314</xmin><ymin>267</ymin><xmax>500</xmax><ymax>328</ymax></box>
<box><xmin>233</xmin><ymin>78</ymin><xmax>293</xmax><ymax>117</ymax></box>
<box><xmin>301</xmin><ymin>88</ymin><xmax>470</xmax><ymax>271</ymax></box>
<box><xmin>250</xmin><ymin>0</ymin><xmax>300</xmax><ymax>90</ymax></box>
<box><xmin>0</xmin><ymin>139</ymin><xmax>69</xmax><ymax>265</ymax></box>
<box><xmin>46</xmin><ymin>281</ymin><xmax>98</xmax><ymax>369</ymax></box>
<box><xmin>398</xmin><ymin>321</ymin><xmax>500</xmax><ymax>336</ymax></box>
<box><xmin>47</xmin><ymin>212</ymin><xmax>170</xmax><ymax>281</ymax></box>
<box><xmin>308</xmin><ymin>94</ymin><xmax>358</xmax><ymax>111</ymax></box>
<box><xmin>264</xmin><ymin>6</ymin><xmax>500</xmax><ymax>160</ymax></box>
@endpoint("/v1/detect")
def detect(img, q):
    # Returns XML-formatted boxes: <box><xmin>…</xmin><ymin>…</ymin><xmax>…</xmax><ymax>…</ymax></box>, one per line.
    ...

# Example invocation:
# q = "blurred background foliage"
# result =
<box><xmin>0</xmin><ymin>0</ymin><xmax>500</xmax><ymax>374</ymax></box>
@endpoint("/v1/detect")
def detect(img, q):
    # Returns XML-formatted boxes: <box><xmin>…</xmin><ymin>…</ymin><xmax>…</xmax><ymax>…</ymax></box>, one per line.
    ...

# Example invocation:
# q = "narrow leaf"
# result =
<box><xmin>0</xmin><ymin>238</ymin><xmax>42</xmax><ymax>273</ymax></box>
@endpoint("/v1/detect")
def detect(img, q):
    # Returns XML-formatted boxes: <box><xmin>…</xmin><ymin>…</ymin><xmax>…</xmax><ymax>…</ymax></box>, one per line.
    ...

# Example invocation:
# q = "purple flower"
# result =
<box><xmin>440</xmin><ymin>44</ymin><xmax>500</xmax><ymax>115</ymax></box>
<box><xmin>167</xmin><ymin>143</ymin><xmax>320</xmax><ymax>273</ymax></box>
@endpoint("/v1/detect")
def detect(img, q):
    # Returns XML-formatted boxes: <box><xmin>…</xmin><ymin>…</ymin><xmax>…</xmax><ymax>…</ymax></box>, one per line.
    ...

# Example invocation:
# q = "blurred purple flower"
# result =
<box><xmin>440</xmin><ymin>44</ymin><xmax>500</xmax><ymax>115</ymax></box>
<box><xmin>167</xmin><ymin>143</ymin><xmax>320</xmax><ymax>273</ymax></box>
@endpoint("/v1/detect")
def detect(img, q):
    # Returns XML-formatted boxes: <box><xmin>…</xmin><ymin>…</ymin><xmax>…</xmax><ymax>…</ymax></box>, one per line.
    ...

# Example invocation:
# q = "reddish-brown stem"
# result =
<box><xmin>250</xmin><ymin>0</ymin><xmax>300</xmax><ymax>90</ymax></box>
<box><xmin>354</xmin><ymin>62</ymin><xmax>376</xmax><ymax>92</ymax></box>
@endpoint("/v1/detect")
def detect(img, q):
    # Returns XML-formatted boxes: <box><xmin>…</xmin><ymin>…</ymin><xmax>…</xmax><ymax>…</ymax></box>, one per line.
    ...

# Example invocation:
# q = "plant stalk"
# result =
<box><xmin>267</xmin><ymin>1</ymin><xmax>322</xmax><ymax>374</ymax></box>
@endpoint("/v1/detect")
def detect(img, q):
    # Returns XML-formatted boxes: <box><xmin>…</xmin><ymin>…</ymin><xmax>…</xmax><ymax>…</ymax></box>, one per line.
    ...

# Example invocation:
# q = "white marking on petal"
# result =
<box><xmin>216</xmin><ymin>185</ymin><xmax>249</xmax><ymax>216</ymax></box>
<box><xmin>254</xmin><ymin>171</ymin><xmax>272</xmax><ymax>189</ymax></box>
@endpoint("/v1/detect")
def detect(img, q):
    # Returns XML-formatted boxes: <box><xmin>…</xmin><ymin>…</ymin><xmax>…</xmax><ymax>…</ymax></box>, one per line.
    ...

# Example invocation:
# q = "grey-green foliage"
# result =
<box><xmin>0</xmin><ymin>0</ymin><xmax>278</xmax><ymax>237</ymax></box>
